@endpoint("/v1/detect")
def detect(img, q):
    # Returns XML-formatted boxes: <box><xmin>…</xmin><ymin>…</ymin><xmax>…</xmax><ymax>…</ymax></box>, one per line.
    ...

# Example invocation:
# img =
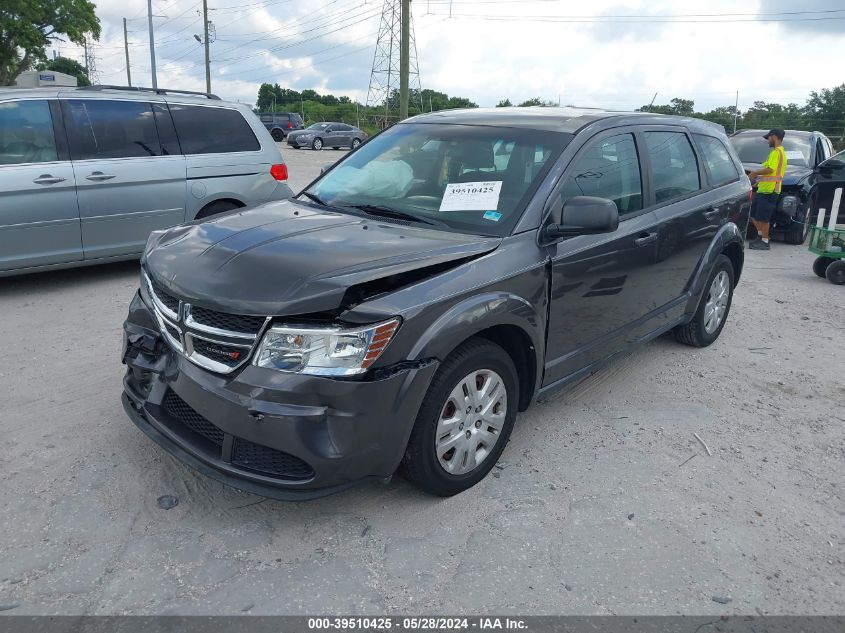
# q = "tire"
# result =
<box><xmin>401</xmin><ymin>338</ymin><xmax>519</xmax><ymax>497</ymax></box>
<box><xmin>674</xmin><ymin>254</ymin><xmax>735</xmax><ymax>348</ymax></box>
<box><xmin>312</xmin><ymin>138</ymin><xmax>323</xmax><ymax>151</ymax></box>
<box><xmin>195</xmin><ymin>200</ymin><xmax>240</xmax><ymax>220</ymax></box>
<box><xmin>825</xmin><ymin>260</ymin><xmax>845</xmax><ymax>285</ymax></box>
<box><xmin>271</xmin><ymin>129</ymin><xmax>284</xmax><ymax>142</ymax></box>
<box><xmin>351</xmin><ymin>138</ymin><xmax>361</xmax><ymax>149</ymax></box>
<box><xmin>784</xmin><ymin>218</ymin><xmax>809</xmax><ymax>245</ymax></box>
<box><xmin>813</xmin><ymin>256</ymin><xmax>834</xmax><ymax>278</ymax></box>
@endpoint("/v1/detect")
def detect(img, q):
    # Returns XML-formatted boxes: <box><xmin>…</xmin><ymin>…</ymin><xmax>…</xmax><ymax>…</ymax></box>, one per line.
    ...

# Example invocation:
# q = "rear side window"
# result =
<box><xmin>62</xmin><ymin>99</ymin><xmax>162</xmax><ymax>159</ymax></box>
<box><xmin>644</xmin><ymin>131</ymin><xmax>700</xmax><ymax>203</ymax></box>
<box><xmin>560</xmin><ymin>133</ymin><xmax>643</xmax><ymax>215</ymax></box>
<box><xmin>0</xmin><ymin>99</ymin><xmax>58</xmax><ymax>165</ymax></box>
<box><xmin>169</xmin><ymin>105</ymin><xmax>259</xmax><ymax>154</ymax></box>
<box><xmin>694</xmin><ymin>134</ymin><xmax>738</xmax><ymax>186</ymax></box>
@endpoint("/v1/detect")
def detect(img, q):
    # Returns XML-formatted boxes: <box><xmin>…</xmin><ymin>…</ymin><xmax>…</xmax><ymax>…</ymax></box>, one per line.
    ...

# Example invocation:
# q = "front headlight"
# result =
<box><xmin>253</xmin><ymin>318</ymin><xmax>400</xmax><ymax>376</ymax></box>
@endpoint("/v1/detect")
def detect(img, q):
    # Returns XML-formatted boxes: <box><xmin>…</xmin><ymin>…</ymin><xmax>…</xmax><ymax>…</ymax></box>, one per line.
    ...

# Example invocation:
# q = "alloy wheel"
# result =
<box><xmin>703</xmin><ymin>270</ymin><xmax>730</xmax><ymax>334</ymax></box>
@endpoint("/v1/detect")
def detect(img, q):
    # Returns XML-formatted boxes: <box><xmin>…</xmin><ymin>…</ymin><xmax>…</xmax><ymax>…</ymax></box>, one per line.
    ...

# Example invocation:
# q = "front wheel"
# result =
<box><xmin>784</xmin><ymin>218</ymin><xmax>809</xmax><ymax>245</ymax></box>
<box><xmin>351</xmin><ymin>138</ymin><xmax>362</xmax><ymax>149</ymax></box>
<box><xmin>401</xmin><ymin>339</ymin><xmax>518</xmax><ymax>496</ymax></box>
<box><xmin>673</xmin><ymin>254</ymin><xmax>735</xmax><ymax>347</ymax></box>
<box><xmin>826</xmin><ymin>260</ymin><xmax>845</xmax><ymax>285</ymax></box>
<box><xmin>312</xmin><ymin>138</ymin><xmax>323</xmax><ymax>151</ymax></box>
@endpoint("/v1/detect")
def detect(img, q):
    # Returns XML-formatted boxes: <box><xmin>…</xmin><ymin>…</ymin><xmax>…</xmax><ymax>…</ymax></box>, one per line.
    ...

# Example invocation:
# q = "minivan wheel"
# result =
<box><xmin>673</xmin><ymin>254</ymin><xmax>735</xmax><ymax>348</ymax></box>
<box><xmin>312</xmin><ymin>138</ymin><xmax>323</xmax><ymax>151</ymax></box>
<box><xmin>401</xmin><ymin>339</ymin><xmax>518</xmax><ymax>496</ymax></box>
<box><xmin>271</xmin><ymin>129</ymin><xmax>285</xmax><ymax>142</ymax></box>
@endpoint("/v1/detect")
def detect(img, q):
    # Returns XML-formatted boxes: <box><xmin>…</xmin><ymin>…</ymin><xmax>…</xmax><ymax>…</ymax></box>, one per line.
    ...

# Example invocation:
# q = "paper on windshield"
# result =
<box><xmin>785</xmin><ymin>151</ymin><xmax>805</xmax><ymax>160</ymax></box>
<box><xmin>439</xmin><ymin>181</ymin><xmax>502</xmax><ymax>212</ymax></box>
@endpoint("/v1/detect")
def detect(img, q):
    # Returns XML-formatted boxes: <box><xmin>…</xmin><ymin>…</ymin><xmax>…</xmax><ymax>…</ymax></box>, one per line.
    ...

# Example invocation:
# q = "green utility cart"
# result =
<box><xmin>809</xmin><ymin>225</ymin><xmax>845</xmax><ymax>285</ymax></box>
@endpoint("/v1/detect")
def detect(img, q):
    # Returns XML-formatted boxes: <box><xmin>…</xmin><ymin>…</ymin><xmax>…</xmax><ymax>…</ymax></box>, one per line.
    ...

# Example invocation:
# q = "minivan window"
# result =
<box><xmin>645</xmin><ymin>131</ymin><xmax>700</xmax><ymax>203</ymax></box>
<box><xmin>307</xmin><ymin>123</ymin><xmax>570</xmax><ymax>237</ymax></box>
<box><xmin>0</xmin><ymin>99</ymin><xmax>58</xmax><ymax>165</ymax></box>
<box><xmin>560</xmin><ymin>133</ymin><xmax>643</xmax><ymax>215</ymax></box>
<box><xmin>62</xmin><ymin>99</ymin><xmax>162</xmax><ymax>160</ymax></box>
<box><xmin>169</xmin><ymin>104</ymin><xmax>260</xmax><ymax>154</ymax></box>
<box><xmin>694</xmin><ymin>134</ymin><xmax>738</xmax><ymax>186</ymax></box>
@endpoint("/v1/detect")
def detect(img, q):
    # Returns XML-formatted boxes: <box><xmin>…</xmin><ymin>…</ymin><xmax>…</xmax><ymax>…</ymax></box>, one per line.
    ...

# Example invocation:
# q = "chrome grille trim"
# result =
<box><xmin>142</xmin><ymin>269</ymin><xmax>268</xmax><ymax>375</ymax></box>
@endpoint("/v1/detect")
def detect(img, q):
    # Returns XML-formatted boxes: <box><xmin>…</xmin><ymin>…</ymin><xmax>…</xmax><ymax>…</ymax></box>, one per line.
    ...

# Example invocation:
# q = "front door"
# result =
<box><xmin>0</xmin><ymin>98</ymin><xmax>82</xmax><ymax>272</ymax></box>
<box><xmin>544</xmin><ymin>130</ymin><xmax>665</xmax><ymax>385</ymax></box>
<box><xmin>61</xmin><ymin>98</ymin><xmax>186</xmax><ymax>260</ymax></box>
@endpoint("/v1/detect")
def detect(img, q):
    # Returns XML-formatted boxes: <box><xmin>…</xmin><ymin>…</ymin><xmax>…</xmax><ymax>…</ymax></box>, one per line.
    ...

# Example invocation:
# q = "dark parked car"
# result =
<box><xmin>286</xmin><ymin>122</ymin><xmax>368</xmax><ymax>150</ymax></box>
<box><xmin>122</xmin><ymin>108</ymin><xmax>750</xmax><ymax>498</ymax></box>
<box><xmin>729</xmin><ymin>129</ymin><xmax>834</xmax><ymax>244</ymax></box>
<box><xmin>258</xmin><ymin>112</ymin><xmax>304</xmax><ymax>141</ymax></box>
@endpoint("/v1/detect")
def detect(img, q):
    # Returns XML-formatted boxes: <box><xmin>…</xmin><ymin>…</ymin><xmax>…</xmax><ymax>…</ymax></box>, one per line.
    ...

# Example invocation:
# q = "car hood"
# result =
<box><xmin>144</xmin><ymin>200</ymin><xmax>501</xmax><ymax>316</ymax></box>
<box><xmin>742</xmin><ymin>162</ymin><xmax>812</xmax><ymax>187</ymax></box>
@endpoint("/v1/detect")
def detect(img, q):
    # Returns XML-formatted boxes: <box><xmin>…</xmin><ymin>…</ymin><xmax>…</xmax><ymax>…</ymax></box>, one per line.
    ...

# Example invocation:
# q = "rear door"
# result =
<box><xmin>61</xmin><ymin>98</ymin><xmax>187</xmax><ymax>260</ymax></box>
<box><xmin>0</xmin><ymin>98</ymin><xmax>82</xmax><ymax>272</ymax></box>
<box><xmin>544</xmin><ymin>129</ymin><xmax>664</xmax><ymax>385</ymax></box>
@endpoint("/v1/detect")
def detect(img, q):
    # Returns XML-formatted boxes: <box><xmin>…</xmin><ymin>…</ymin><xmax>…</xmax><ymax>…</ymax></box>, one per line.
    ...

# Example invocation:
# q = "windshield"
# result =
<box><xmin>304</xmin><ymin>123</ymin><xmax>571</xmax><ymax>236</ymax></box>
<box><xmin>307</xmin><ymin>123</ymin><xmax>330</xmax><ymax>130</ymax></box>
<box><xmin>730</xmin><ymin>134</ymin><xmax>812</xmax><ymax>167</ymax></box>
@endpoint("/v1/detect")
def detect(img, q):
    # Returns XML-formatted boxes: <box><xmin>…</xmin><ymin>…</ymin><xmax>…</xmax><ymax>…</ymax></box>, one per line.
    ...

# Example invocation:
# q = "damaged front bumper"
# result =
<box><xmin>121</xmin><ymin>292</ymin><xmax>438</xmax><ymax>499</ymax></box>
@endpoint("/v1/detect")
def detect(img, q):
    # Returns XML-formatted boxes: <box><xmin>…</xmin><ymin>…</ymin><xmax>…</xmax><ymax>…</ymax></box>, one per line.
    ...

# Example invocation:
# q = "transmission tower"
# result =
<box><xmin>365</xmin><ymin>0</ymin><xmax>423</xmax><ymax>127</ymax></box>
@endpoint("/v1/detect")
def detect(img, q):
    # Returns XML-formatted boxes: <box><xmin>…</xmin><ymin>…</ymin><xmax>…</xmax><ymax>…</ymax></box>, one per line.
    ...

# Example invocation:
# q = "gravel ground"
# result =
<box><xmin>0</xmin><ymin>146</ymin><xmax>843</xmax><ymax>616</ymax></box>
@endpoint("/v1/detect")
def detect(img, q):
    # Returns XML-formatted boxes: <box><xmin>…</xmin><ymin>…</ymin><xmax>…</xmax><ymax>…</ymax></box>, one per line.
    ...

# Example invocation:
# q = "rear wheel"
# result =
<box><xmin>401</xmin><ymin>339</ymin><xmax>518</xmax><ymax>496</ymax></box>
<box><xmin>825</xmin><ymin>260</ymin><xmax>845</xmax><ymax>285</ymax></box>
<box><xmin>813</xmin><ymin>256</ymin><xmax>835</xmax><ymax>278</ymax></box>
<box><xmin>312</xmin><ymin>138</ymin><xmax>323</xmax><ymax>151</ymax></box>
<box><xmin>271</xmin><ymin>129</ymin><xmax>284</xmax><ymax>142</ymax></box>
<box><xmin>195</xmin><ymin>200</ymin><xmax>240</xmax><ymax>220</ymax></box>
<box><xmin>674</xmin><ymin>254</ymin><xmax>735</xmax><ymax>347</ymax></box>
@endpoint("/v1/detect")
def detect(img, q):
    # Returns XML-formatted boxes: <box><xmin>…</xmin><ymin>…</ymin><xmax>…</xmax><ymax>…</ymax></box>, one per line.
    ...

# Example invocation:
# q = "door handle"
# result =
<box><xmin>33</xmin><ymin>174</ymin><xmax>66</xmax><ymax>185</ymax></box>
<box><xmin>634</xmin><ymin>232</ymin><xmax>658</xmax><ymax>247</ymax></box>
<box><xmin>86</xmin><ymin>172</ymin><xmax>116</xmax><ymax>181</ymax></box>
<box><xmin>703</xmin><ymin>208</ymin><xmax>722</xmax><ymax>221</ymax></box>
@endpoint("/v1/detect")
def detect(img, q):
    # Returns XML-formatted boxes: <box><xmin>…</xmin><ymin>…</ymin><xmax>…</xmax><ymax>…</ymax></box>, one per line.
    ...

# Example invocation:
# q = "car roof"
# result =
<box><xmin>404</xmin><ymin>106</ymin><xmax>727</xmax><ymax>135</ymax></box>
<box><xmin>730</xmin><ymin>128</ymin><xmax>815</xmax><ymax>138</ymax></box>
<box><xmin>0</xmin><ymin>85</ymin><xmax>242</xmax><ymax>107</ymax></box>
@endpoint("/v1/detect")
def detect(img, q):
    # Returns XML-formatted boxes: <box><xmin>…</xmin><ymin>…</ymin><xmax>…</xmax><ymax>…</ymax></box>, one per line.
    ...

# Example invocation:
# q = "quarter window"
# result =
<box><xmin>62</xmin><ymin>99</ymin><xmax>162</xmax><ymax>160</ymax></box>
<box><xmin>694</xmin><ymin>134</ymin><xmax>738</xmax><ymax>186</ymax></box>
<box><xmin>644</xmin><ymin>131</ymin><xmax>701</xmax><ymax>203</ymax></box>
<box><xmin>560</xmin><ymin>133</ymin><xmax>643</xmax><ymax>215</ymax></box>
<box><xmin>0</xmin><ymin>100</ymin><xmax>58</xmax><ymax>165</ymax></box>
<box><xmin>169</xmin><ymin>105</ymin><xmax>259</xmax><ymax>154</ymax></box>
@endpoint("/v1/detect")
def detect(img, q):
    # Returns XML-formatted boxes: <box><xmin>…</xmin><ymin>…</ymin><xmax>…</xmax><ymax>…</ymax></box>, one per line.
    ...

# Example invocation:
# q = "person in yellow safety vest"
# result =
<box><xmin>746</xmin><ymin>128</ymin><xmax>787</xmax><ymax>251</ymax></box>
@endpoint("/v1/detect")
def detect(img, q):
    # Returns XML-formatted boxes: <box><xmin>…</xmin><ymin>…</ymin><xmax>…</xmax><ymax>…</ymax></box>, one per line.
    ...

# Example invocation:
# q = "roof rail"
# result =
<box><xmin>76</xmin><ymin>85</ymin><xmax>221</xmax><ymax>100</ymax></box>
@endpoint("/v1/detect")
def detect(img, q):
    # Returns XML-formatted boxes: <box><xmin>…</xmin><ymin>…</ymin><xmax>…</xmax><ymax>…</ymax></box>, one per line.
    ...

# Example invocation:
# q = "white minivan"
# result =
<box><xmin>0</xmin><ymin>85</ymin><xmax>293</xmax><ymax>276</ymax></box>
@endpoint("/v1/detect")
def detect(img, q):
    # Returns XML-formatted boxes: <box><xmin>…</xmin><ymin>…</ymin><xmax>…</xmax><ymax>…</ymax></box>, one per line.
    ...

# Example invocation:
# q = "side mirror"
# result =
<box><xmin>544</xmin><ymin>196</ymin><xmax>619</xmax><ymax>240</ymax></box>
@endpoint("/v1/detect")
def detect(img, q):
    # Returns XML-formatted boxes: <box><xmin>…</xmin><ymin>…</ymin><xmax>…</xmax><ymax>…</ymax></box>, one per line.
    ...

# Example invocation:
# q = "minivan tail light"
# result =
<box><xmin>270</xmin><ymin>164</ymin><xmax>288</xmax><ymax>181</ymax></box>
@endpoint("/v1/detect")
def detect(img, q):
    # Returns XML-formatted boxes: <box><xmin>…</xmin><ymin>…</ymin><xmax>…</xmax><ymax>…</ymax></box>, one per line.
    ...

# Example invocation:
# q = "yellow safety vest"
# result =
<box><xmin>757</xmin><ymin>146</ymin><xmax>787</xmax><ymax>194</ymax></box>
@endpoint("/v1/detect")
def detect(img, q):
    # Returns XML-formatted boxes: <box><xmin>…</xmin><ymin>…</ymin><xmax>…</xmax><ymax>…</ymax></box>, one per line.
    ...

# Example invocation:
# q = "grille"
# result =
<box><xmin>149</xmin><ymin>277</ymin><xmax>179</xmax><ymax>314</ymax></box>
<box><xmin>232</xmin><ymin>439</ymin><xmax>314</xmax><ymax>480</ymax></box>
<box><xmin>163</xmin><ymin>391</ymin><xmax>225</xmax><ymax>447</ymax></box>
<box><xmin>164</xmin><ymin>321</ymin><xmax>181</xmax><ymax>342</ymax></box>
<box><xmin>190</xmin><ymin>306</ymin><xmax>265</xmax><ymax>334</ymax></box>
<box><xmin>191</xmin><ymin>337</ymin><xmax>247</xmax><ymax>368</ymax></box>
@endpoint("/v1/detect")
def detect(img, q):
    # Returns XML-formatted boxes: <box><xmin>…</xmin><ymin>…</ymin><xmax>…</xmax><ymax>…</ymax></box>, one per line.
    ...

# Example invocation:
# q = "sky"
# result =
<box><xmin>47</xmin><ymin>0</ymin><xmax>845</xmax><ymax>112</ymax></box>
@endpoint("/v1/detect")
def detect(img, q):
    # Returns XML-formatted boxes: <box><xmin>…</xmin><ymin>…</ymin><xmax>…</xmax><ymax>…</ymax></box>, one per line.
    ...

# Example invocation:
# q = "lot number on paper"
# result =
<box><xmin>440</xmin><ymin>181</ymin><xmax>502</xmax><ymax>212</ymax></box>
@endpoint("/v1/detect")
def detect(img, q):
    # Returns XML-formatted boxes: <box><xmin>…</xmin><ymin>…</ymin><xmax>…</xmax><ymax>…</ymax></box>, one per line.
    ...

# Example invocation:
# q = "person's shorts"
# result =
<box><xmin>751</xmin><ymin>192</ymin><xmax>779</xmax><ymax>222</ymax></box>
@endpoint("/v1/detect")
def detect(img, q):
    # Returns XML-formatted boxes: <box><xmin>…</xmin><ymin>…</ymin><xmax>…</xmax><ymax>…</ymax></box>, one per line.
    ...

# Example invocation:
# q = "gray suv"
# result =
<box><xmin>0</xmin><ymin>85</ymin><xmax>293</xmax><ymax>277</ymax></box>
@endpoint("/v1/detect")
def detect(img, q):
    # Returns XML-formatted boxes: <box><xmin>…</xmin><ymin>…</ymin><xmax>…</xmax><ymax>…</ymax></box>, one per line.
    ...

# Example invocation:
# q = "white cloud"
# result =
<box><xmin>48</xmin><ymin>0</ymin><xmax>845</xmax><ymax>112</ymax></box>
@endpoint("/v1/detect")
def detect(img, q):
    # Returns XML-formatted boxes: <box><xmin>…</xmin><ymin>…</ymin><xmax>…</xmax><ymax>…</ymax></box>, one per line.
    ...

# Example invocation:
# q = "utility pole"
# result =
<box><xmin>202</xmin><ymin>0</ymin><xmax>211</xmax><ymax>94</ymax></box>
<box><xmin>147</xmin><ymin>0</ymin><xmax>158</xmax><ymax>89</ymax></box>
<box><xmin>399</xmin><ymin>0</ymin><xmax>410</xmax><ymax>120</ymax></box>
<box><xmin>83</xmin><ymin>40</ymin><xmax>90</xmax><ymax>76</ymax></box>
<box><xmin>733</xmin><ymin>90</ymin><xmax>739</xmax><ymax>134</ymax></box>
<box><xmin>123</xmin><ymin>18</ymin><xmax>132</xmax><ymax>87</ymax></box>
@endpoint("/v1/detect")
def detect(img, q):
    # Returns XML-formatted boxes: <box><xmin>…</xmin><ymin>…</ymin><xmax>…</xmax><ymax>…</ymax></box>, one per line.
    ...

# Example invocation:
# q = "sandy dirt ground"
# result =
<box><xmin>1</xmin><ymin>146</ymin><xmax>843</xmax><ymax>615</ymax></box>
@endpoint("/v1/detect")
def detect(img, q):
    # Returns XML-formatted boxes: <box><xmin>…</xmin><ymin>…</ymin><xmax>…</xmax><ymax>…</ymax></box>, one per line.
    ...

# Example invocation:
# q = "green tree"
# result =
<box><xmin>0</xmin><ymin>0</ymin><xmax>100</xmax><ymax>86</ymax></box>
<box><xmin>518</xmin><ymin>97</ymin><xmax>543</xmax><ymax>107</ymax></box>
<box><xmin>804</xmin><ymin>84</ymin><xmax>845</xmax><ymax>140</ymax></box>
<box><xmin>38</xmin><ymin>55</ymin><xmax>89</xmax><ymax>86</ymax></box>
<box><xmin>496</xmin><ymin>98</ymin><xmax>512</xmax><ymax>107</ymax></box>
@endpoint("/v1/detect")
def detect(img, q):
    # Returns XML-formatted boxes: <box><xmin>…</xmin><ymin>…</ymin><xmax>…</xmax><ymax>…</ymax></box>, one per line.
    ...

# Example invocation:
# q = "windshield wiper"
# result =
<box><xmin>300</xmin><ymin>191</ymin><xmax>329</xmax><ymax>207</ymax></box>
<box><xmin>338</xmin><ymin>204</ymin><xmax>446</xmax><ymax>227</ymax></box>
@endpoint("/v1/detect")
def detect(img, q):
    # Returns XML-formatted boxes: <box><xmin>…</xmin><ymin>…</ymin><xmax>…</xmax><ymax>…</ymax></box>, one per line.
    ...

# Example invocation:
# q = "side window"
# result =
<box><xmin>169</xmin><ymin>105</ymin><xmax>260</xmax><ymax>154</ymax></box>
<box><xmin>644</xmin><ymin>131</ymin><xmax>700</xmax><ymax>203</ymax></box>
<box><xmin>694</xmin><ymin>134</ymin><xmax>738</xmax><ymax>186</ymax></box>
<box><xmin>0</xmin><ymin>99</ymin><xmax>58</xmax><ymax>165</ymax></box>
<box><xmin>62</xmin><ymin>99</ymin><xmax>162</xmax><ymax>160</ymax></box>
<box><xmin>560</xmin><ymin>133</ymin><xmax>643</xmax><ymax>215</ymax></box>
